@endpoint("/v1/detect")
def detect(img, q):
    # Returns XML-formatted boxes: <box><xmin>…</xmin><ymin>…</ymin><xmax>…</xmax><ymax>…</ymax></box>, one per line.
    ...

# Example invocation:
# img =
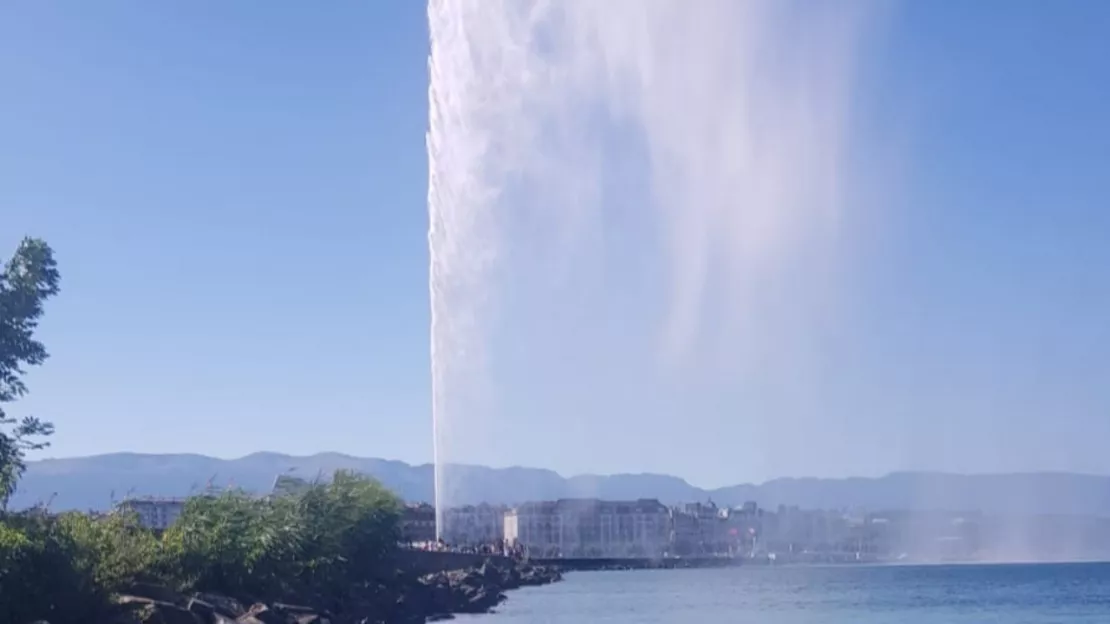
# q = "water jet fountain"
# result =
<box><xmin>427</xmin><ymin>0</ymin><xmax>877</xmax><ymax>539</ymax></box>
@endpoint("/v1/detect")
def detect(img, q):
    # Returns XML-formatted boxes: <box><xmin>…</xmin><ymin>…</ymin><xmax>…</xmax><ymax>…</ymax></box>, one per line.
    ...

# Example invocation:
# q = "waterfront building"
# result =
<box><xmin>270</xmin><ymin>474</ymin><xmax>311</xmax><ymax>497</ymax></box>
<box><xmin>669</xmin><ymin>506</ymin><xmax>702</xmax><ymax>554</ymax></box>
<box><xmin>670</xmin><ymin>501</ymin><xmax>736</xmax><ymax>555</ymax></box>
<box><xmin>504</xmin><ymin>498</ymin><xmax>670</xmax><ymax>558</ymax></box>
<box><xmin>442</xmin><ymin>503</ymin><xmax>507</xmax><ymax>545</ymax></box>
<box><xmin>402</xmin><ymin>502</ymin><xmax>437</xmax><ymax>544</ymax></box>
<box><xmin>117</xmin><ymin>497</ymin><xmax>186</xmax><ymax>530</ymax></box>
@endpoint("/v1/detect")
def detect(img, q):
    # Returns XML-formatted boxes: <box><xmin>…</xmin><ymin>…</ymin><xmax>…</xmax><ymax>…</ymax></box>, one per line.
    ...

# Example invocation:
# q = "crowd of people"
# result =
<box><xmin>405</xmin><ymin>537</ymin><xmax>529</xmax><ymax>560</ymax></box>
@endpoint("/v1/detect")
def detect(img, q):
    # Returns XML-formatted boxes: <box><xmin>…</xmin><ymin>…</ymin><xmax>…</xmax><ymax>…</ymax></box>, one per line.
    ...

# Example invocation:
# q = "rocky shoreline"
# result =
<box><xmin>79</xmin><ymin>559</ymin><xmax>561</xmax><ymax>624</ymax></box>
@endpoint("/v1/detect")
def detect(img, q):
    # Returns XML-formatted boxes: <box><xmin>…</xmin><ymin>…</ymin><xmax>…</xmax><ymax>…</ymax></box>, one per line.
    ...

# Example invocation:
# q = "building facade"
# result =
<box><xmin>505</xmin><ymin>498</ymin><xmax>670</xmax><ymax>558</ymax></box>
<box><xmin>270</xmin><ymin>474</ymin><xmax>311</xmax><ymax>497</ymax></box>
<box><xmin>441</xmin><ymin>503</ymin><xmax>507</xmax><ymax>545</ymax></box>
<box><xmin>117</xmin><ymin>498</ymin><xmax>186</xmax><ymax>530</ymax></box>
<box><xmin>402</xmin><ymin>502</ymin><xmax>438</xmax><ymax>544</ymax></box>
<box><xmin>671</xmin><ymin>501</ymin><xmax>728</xmax><ymax>555</ymax></box>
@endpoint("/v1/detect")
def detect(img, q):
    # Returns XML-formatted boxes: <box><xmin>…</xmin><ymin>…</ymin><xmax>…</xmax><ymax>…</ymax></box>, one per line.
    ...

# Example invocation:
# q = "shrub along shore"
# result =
<box><xmin>0</xmin><ymin>241</ymin><xmax>562</xmax><ymax>623</ymax></box>
<box><xmin>0</xmin><ymin>471</ymin><xmax>561</xmax><ymax>624</ymax></box>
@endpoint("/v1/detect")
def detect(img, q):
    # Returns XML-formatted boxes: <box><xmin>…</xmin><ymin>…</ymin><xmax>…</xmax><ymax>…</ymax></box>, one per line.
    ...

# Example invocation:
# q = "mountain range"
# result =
<box><xmin>12</xmin><ymin>452</ymin><xmax>1110</xmax><ymax>517</ymax></box>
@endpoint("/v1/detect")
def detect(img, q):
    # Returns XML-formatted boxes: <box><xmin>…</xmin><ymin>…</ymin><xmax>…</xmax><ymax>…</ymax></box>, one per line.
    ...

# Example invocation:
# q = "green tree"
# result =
<box><xmin>161</xmin><ymin>471</ymin><xmax>401</xmax><ymax>604</ymax></box>
<box><xmin>164</xmin><ymin>490</ymin><xmax>306</xmax><ymax>598</ymax></box>
<box><xmin>0</xmin><ymin>237</ymin><xmax>61</xmax><ymax>508</ymax></box>
<box><xmin>295</xmin><ymin>470</ymin><xmax>402</xmax><ymax>593</ymax></box>
<box><xmin>0</xmin><ymin>511</ymin><xmax>110</xmax><ymax>624</ymax></box>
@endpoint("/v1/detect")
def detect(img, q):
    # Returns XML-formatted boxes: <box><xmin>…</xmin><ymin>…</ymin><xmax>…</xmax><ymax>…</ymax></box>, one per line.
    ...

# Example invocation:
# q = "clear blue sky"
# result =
<box><xmin>3</xmin><ymin>2</ymin><xmax>1109</xmax><ymax>487</ymax></box>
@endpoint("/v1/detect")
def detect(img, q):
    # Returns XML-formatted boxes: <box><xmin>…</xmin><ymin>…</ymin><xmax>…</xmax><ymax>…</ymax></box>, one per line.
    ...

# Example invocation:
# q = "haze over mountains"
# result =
<box><xmin>12</xmin><ymin>452</ymin><xmax>1110</xmax><ymax>517</ymax></box>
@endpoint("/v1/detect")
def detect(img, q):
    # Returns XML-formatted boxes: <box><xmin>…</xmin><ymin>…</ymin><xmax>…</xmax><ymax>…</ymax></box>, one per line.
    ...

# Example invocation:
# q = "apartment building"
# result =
<box><xmin>671</xmin><ymin>501</ymin><xmax>726</xmax><ymax>554</ymax></box>
<box><xmin>441</xmin><ymin>503</ymin><xmax>507</xmax><ymax>545</ymax></box>
<box><xmin>402</xmin><ymin>502</ymin><xmax>437</xmax><ymax>543</ymax></box>
<box><xmin>670</xmin><ymin>505</ymin><xmax>701</xmax><ymax>553</ymax></box>
<box><xmin>117</xmin><ymin>497</ymin><xmax>186</xmax><ymax>530</ymax></box>
<box><xmin>504</xmin><ymin>498</ymin><xmax>670</xmax><ymax>558</ymax></box>
<box><xmin>270</xmin><ymin>474</ymin><xmax>311</xmax><ymax>497</ymax></box>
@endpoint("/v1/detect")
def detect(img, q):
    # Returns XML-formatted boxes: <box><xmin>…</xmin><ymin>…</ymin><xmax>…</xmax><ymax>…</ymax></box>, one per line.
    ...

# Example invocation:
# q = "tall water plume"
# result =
<box><xmin>428</xmin><ymin>0</ymin><xmax>880</xmax><ymax>537</ymax></box>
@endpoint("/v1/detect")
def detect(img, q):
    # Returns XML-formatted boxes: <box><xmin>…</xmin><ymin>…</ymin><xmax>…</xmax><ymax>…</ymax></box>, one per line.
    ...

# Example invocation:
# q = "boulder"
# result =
<box><xmin>99</xmin><ymin>557</ymin><xmax>559</xmax><ymax>624</ymax></box>
<box><xmin>107</xmin><ymin>596</ymin><xmax>205</xmax><ymax>624</ymax></box>
<box><xmin>270</xmin><ymin>604</ymin><xmax>317</xmax><ymax>617</ymax></box>
<box><xmin>192</xmin><ymin>594</ymin><xmax>247</xmax><ymax>619</ymax></box>
<box><xmin>124</xmin><ymin>584</ymin><xmax>187</xmax><ymax>606</ymax></box>
<box><xmin>237</xmin><ymin>605</ymin><xmax>285</xmax><ymax>624</ymax></box>
<box><xmin>132</xmin><ymin>601</ymin><xmax>205</xmax><ymax>624</ymax></box>
<box><xmin>516</xmin><ymin>563</ymin><xmax>562</xmax><ymax>587</ymax></box>
<box><xmin>271</xmin><ymin>603</ymin><xmax>328</xmax><ymax>624</ymax></box>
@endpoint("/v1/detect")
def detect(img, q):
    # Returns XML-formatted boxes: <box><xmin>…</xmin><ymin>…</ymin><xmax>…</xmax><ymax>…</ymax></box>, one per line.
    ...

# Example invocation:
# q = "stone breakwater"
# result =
<box><xmin>415</xmin><ymin>559</ymin><xmax>562</xmax><ymax>619</ymax></box>
<box><xmin>67</xmin><ymin>559</ymin><xmax>562</xmax><ymax>624</ymax></box>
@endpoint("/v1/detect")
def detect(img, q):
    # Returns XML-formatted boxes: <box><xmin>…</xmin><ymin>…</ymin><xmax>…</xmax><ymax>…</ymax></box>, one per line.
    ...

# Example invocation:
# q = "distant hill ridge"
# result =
<box><xmin>12</xmin><ymin>452</ymin><xmax>1110</xmax><ymax>517</ymax></box>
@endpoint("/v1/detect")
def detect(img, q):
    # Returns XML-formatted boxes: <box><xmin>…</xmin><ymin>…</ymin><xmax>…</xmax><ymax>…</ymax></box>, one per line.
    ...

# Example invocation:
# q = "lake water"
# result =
<box><xmin>459</xmin><ymin>563</ymin><xmax>1110</xmax><ymax>623</ymax></box>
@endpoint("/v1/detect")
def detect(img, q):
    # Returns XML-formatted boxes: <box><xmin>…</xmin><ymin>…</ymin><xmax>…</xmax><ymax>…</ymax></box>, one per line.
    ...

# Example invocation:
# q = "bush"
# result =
<box><xmin>295</xmin><ymin>471</ymin><xmax>402</xmax><ymax>598</ymax></box>
<box><xmin>162</xmin><ymin>470</ymin><xmax>402</xmax><ymax>603</ymax></box>
<box><xmin>55</xmin><ymin>510</ymin><xmax>163</xmax><ymax>590</ymax></box>
<box><xmin>0</xmin><ymin>512</ymin><xmax>111</xmax><ymax>624</ymax></box>
<box><xmin>162</xmin><ymin>489</ymin><xmax>306</xmax><ymax>598</ymax></box>
<box><xmin>0</xmin><ymin>471</ymin><xmax>404</xmax><ymax>624</ymax></box>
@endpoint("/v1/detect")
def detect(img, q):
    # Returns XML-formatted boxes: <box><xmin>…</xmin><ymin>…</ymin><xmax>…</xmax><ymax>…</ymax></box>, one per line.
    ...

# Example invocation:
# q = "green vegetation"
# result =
<box><xmin>1</xmin><ymin>473</ymin><xmax>403</xmax><ymax>624</ymax></box>
<box><xmin>164</xmin><ymin>471</ymin><xmax>402</xmax><ymax>600</ymax></box>
<box><xmin>0</xmin><ymin>237</ymin><xmax>61</xmax><ymax>509</ymax></box>
<box><xmin>0</xmin><ymin>238</ymin><xmax>407</xmax><ymax>624</ymax></box>
<box><xmin>1</xmin><ymin>507</ymin><xmax>152</xmax><ymax>623</ymax></box>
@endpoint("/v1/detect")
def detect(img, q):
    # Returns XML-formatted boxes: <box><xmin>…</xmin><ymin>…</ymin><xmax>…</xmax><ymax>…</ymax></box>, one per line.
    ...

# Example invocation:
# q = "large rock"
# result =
<box><xmin>269</xmin><ymin>603</ymin><xmax>329</xmax><ymax>624</ymax></box>
<box><xmin>516</xmin><ymin>562</ymin><xmax>563</xmax><ymax>587</ymax></box>
<box><xmin>192</xmin><ymin>594</ymin><xmax>246</xmax><ymax>619</ymax></box>
<box><xmin>413</xmin><ymin>560</ymin><xmax>514</xmax><ymax>616</ymax></box>
<box><xmin>123</xmin><ymin>584</ymin><xmax>188</xmax><ymax>606</ymax></box>
<box><xmin>185</xmin><ymin>597</ymin><xmax>240</xmax><ymax>624</ymax></box>
<box><xmin>98</xmin><ymin>558</ymin><xmax>560</xmax><ymax>624</ymax></box>
<box><xmin>124</xmin><ymin>600</ymin><xmax>205</xmax><ymax>624</ymax></box>
<box><xmin>105</xmin><ymin>593</ymin><xmax>332</xmax><ymax>624</ymax></box>
<box><xmin>237</xmin><ymin>604</ymin><xmax>285</xmax><ymax>624</ymax></box>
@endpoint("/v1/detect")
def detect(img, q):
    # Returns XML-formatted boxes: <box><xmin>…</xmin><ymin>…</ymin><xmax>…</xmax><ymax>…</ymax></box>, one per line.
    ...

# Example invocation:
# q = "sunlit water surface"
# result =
<box><xmin>458</xmin><ymin>563</ymin><xmax>1110</xmax><ymax>623</ymax></box>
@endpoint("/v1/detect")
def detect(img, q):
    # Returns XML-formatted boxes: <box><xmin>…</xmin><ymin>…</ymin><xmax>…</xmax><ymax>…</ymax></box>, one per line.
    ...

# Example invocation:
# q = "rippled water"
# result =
<box><xmin>459</xmin><ymin>563</ymin><xmax>1110</xmax><ymax>623</ymax></box>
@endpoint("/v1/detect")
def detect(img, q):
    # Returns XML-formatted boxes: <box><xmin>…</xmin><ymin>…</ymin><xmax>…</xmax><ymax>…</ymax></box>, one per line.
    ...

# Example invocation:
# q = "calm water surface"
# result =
<box><xmin>459</xmin><ymin>563</ymin><xmax>1110</xmax><ymax>623</ymax></box>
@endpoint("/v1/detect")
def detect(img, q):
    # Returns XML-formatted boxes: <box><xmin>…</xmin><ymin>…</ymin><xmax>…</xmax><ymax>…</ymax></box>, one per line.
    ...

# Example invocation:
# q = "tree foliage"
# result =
<box><xmin>163</xmin><ymin>488</ymin><xmax>306</xmax><ymax>597</ymax></box>
<box><xmin>294</xmin><ymin>470</ymin><xmax>402</xmax><ymax>600</ymax></box>
<box><xmin>0</xmin><ymin>237</ymin><xmax>61</xmax><ymax>508</ymax></box>
<box><xmin>0</xmin><ymin>511</ymin><xmax>114</xmax><ymax>624</ymax></box>
<box><xmin>164</xmin><ymin>470</ymin><xmax>402</xmax><ymax>601</ymax></box>
<box><xmin>0</xmin><ymin>239</ymin><xmax>410</xmax><ymax>623</ymax></box>
<box><xmin>1</xmin><ymin>471</ymin><xmax>404</xmax><ymax>624</ymax></box>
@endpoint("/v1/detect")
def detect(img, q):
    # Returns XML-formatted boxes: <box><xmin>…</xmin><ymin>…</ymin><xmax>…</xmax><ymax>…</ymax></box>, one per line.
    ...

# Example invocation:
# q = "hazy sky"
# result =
<box><xmin>3</xmin><ymin>1</ymin><xmax>1109</xmax><ymax>487</ymax></box>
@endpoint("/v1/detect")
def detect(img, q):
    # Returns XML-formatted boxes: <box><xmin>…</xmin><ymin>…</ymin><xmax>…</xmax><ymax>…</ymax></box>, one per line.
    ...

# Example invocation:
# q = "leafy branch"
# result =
<box><xmin>0</xmin><ymin>237</ymin><xmax>61</xmax><ymax>508</ymax></box>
